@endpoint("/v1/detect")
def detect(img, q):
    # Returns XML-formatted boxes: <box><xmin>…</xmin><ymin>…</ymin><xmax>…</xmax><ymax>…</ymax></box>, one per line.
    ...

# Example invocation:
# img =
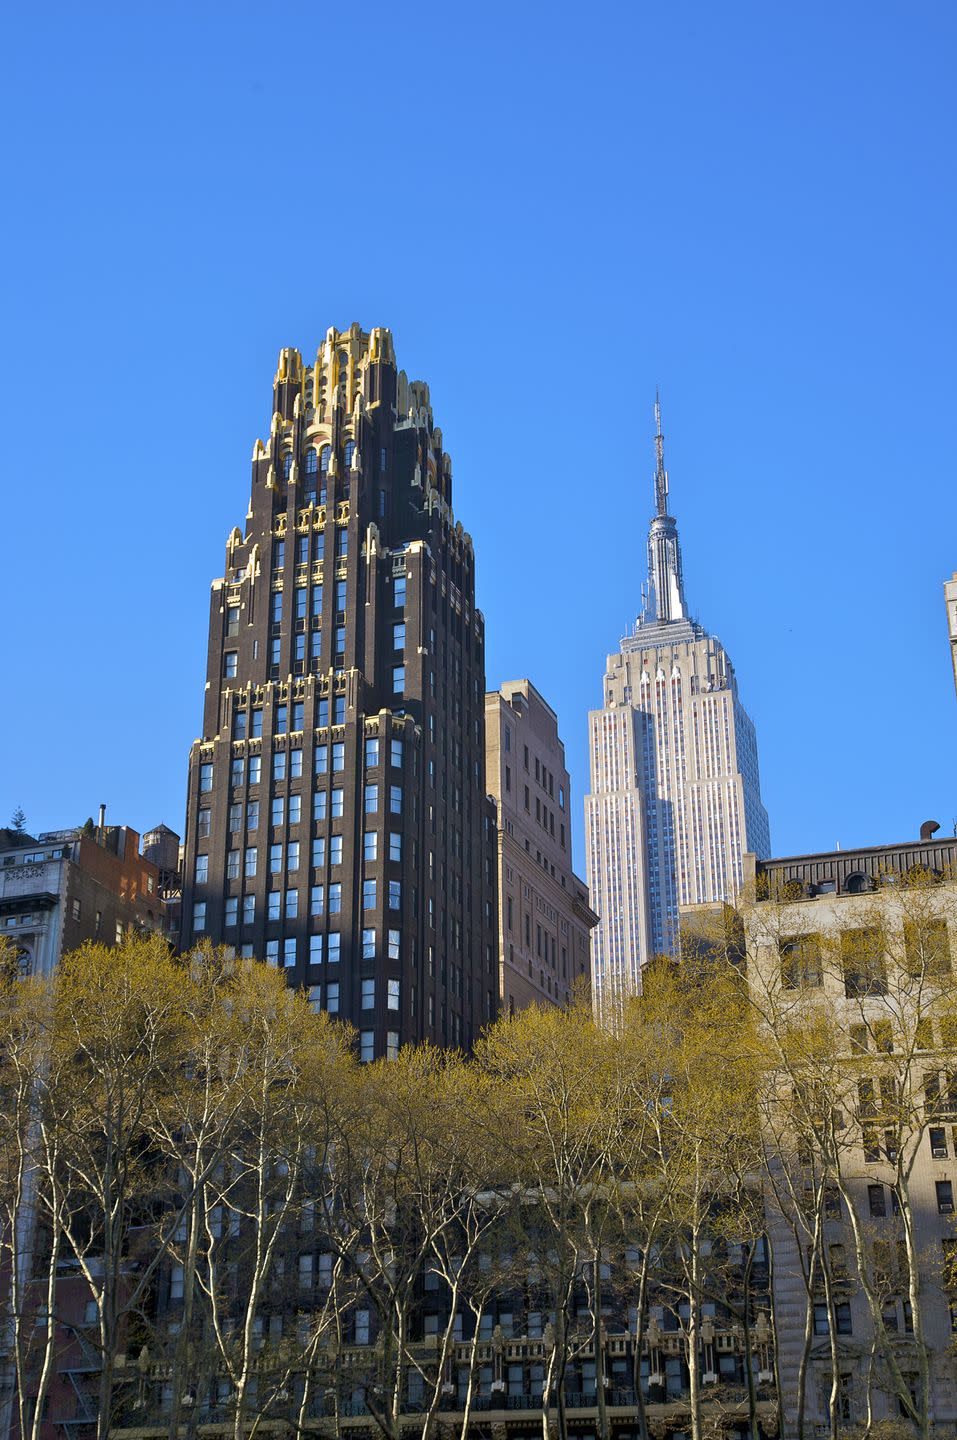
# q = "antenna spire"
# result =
<box><xmin>654</xmin><ymin>387</ymin><xmax>668</xmax><ymax>516</ymax></box>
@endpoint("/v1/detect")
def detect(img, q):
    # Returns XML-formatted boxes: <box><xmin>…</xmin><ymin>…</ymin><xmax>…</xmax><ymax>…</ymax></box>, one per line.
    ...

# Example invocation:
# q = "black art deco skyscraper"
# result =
<box><xmin>181</xmin><ymin>325</ymin><xmax>498</xmax><ymax>1057</ymax></box>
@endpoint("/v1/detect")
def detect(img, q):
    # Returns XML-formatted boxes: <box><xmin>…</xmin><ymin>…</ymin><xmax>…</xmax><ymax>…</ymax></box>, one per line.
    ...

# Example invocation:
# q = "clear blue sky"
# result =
<box><xmin>1</xmin><ymin>1</ymin><xmax>955</xmax><ymax>872</ymax></box>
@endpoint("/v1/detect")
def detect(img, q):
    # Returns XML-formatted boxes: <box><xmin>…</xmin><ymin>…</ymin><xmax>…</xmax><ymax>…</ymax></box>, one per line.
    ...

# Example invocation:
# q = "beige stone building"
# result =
<box><xmin>737</xmin><ymin>830</ymin><xmax>957</xmax><ymax>1436</ymax></box>
<box><xmin>485</xmin><ymin>680</ymin><xmax>596</xmax><ymax>1014</ymax></box>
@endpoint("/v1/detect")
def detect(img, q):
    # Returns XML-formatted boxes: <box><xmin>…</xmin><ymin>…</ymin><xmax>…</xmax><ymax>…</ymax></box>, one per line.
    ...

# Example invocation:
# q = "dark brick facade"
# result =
<box><xmin>181</xmin><ymin>326</ymin><xmax>498</xmax><ymax>1055</ymax></box>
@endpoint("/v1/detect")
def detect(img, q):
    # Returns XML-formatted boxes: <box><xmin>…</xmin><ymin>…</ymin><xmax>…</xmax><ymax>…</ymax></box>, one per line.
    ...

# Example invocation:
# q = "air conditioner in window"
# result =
<box><xmin>940</xmin><ymin>1202</ymin><xmax>954</xmax><ymax>1213</ymax></box>
<box><xmin>933</xmin><ymin>1147</ymin><xmax>948</xmax><ymax>1159</ymax></box>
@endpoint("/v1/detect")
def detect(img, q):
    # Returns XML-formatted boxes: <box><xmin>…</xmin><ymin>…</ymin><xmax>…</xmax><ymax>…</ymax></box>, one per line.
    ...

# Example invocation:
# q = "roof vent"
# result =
<box><xmin>920</xmin><ymin>819</ymin><xmax>940</xmax><ymax>841</ymax></box>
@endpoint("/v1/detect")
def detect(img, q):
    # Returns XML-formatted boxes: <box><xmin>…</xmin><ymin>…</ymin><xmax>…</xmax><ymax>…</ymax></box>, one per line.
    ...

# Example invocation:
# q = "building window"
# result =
<box><xmin>394</xmin><ymin>576</ymin><xmax>406</xmax><ymax>607</ymax></box>
<box><xmin>388</xmin><ymin>978</ymin><xmax>400</xmax><ymax>1011</ymax></box>
<box><xmin>841</xmin><ymin>928</ymin><xmax>887</xmax><ymax>998</ymax></box>
<box><xmin>192</xmin><ymin>902</ymin><xmax>206</xmax><ymax>933</ymax></box>
<box><xmin>325</xmin><ymin>980</ymin><xmax>339</xmax><ymax>1013</ymax></box>
<box><xmin>198</xmin><ymin>807</ymin><xmax>211</xmax><ymax>838</ymax></box>
<box><xmin>388</xmin><ymin>929</ymin><xmax>400</xmax><ymax>960</ymax></box>
<box><xmin>283</xmin><ymin>937</ymin><xmax>296</xmax><ymax>966</ymax></box>
<box><xmin>312</xmin><ymin>837</ymin><xmax>326</xmax><ymax>868</ymax></box>
<box><xmin>392</xmin><ymin>665</ymin><xmax>405</xmax><ymax>695</ymax></box>
<box><xmin>328</xmin><ymin>933</ymin><xmax>340</xmax><ymax>964</ymax></box>
<box><xmin>233</xmin><ymin>711</ymin><xmax>247</xmax><ymax>740</ymax></box>
<box><xmin>249</xmin><ymin>755</ymin><xmax>261</xmax><ymax>785</ymax></box>
<box><xmin>393</xmin><ymin>622</ymin><xmax>405</xmax><ymax>651</ymax></box>
<box><xmin>71</xmin><ymin>897</ymin><xmax>81</xmax><ymax>921</ymax></box>
<box><xmin>365</xmin><ymin>784</ymin><xmax>379</xmax><ymax>813</ymax></box>
<box><xmin>363</xmin><ymin>927</ymin><xmax>375</xmax><ymax>959</ymax></box>
<box><xmin>243</xmin><ymin>895</ymin><xmax>255</xmax><ymax>924</ymax></box>
<box><xmin>271</xmin><ymin>799</ymin><xmax>284</xmax><ymax>828</ymax></box>
<box><xmin>251</xmin><ymin>709</ymin><xmax>263</xmax><ymax>738</ymax></box>
<box><xmin>231</xmin><ymin>757</ymin><xmax>244</xmax><ymax>786</ymax></box>
<box><xmin>273</xmin><ymin>751</ymin><xmax>287</xmax><ymax>782</ymax></box>
<box><xmin>224</xmin><ymin>652</ymin><xmax>238</xmax><ymax>679</ymax></box>
<box><xmin>199</xmin><ymin>763</ymin><xmax>213</xmax><ymax>793</ymax></box>
<box><xmin>361</xmin><ymin>978</ymin><xmax>375</xmax><ymax>1010</ymax></box>
<box><xmin>332</xmin><ymin>743</ymin><xmax>345</xmax><ymax>772</ymax></box>
<box><xmin>314</xmin><ymin>792</ymin><xmax>327</xmax><ymax>821</ymax></box>
<box><xmin>329</xmin><ymin>883</ymin><xmax>342</xmax><ymax>914</ymax></box>
<box><xmin>330</xmin><ymin>836</ymin><xmax>343</xmax><ymax>866</ymax></box>
<box><xmin>265</xmin><ymin>940</ymin><xmax>280</xmax><ymax>965</ymax></box>
<box><xmin>780</xmin><ymin>935</ymin><xmax>823</xmax><ymax>989</ymax></box>
<box><xmin>290</xmin><ymin>748</ymin><xmax>303</xmax><ymax>779</ymax></box>
<box><xmin>287</xmin><ymin>840</ymin><xmax>300</xmax><ymax>871</ymax></box>
<box><xmin>311</xmin><ymin>885</ymin><xmax>325</xmax><ymax>916</ymax></box>
<box><xmin>245</xmin><ymin>847</ymin><xmax>258</xmax><ymax>878</ymax></box>
<box><xmin>267</xmin><ymin>891</ymin><xmax>281</xmax><ymax>921</ymax></box>
<box><xmin>389</xmin><ymin>880</ymin><xmax>401</xmax><ymax>910</ymax></box>
<box><xmin>391</xmin><ymin>737</ymin><xmax>403</xmax><ymax>768</ymax></box>
<box><xmin>364</xmin><ymin>831</ymin><xmax>378</xmax><ymax>861</ymax></box>
<box><xmin>389</xmin><ymin>832</ymin><xmax>401</xmax><ymax>862</ymax></box>
<box><xmin>275</xmin><ymin>704</ymin><xmax>288</xmax><ymax>735</ymax></box>
<box><xmin>363</xmin><ymin>879</ymin><xmax>377</xmax><ymax>910</ymax></box>
<box><xmin>334</xmin><ymin>696</ymin><xmax>346</xmax><ymax>725</ymax></box>
<box><xmin>390</xmin><ymin>785</ymin><xmax>402</xmax><ymax>815</ymax></box>
<box><xmin>309</xmin><ymin>935</ymin><xmax>323</xmax><ymax>965</ymax></box>
<box><xmin>224</xmin><ymin>897</ymin><xmax>238</xmax><ymax>927</ymax></box>
<box><xmin>359</xmin><ymin>1033</ymin><xmax>374</xmax><ymax>1064</ymax></box>
<box><xmin>386</xmin><ymin>1031</ymin><xmax>399</xmax><ymax>1061</ymax></box>
<box><xmin>938</xmin><ymin>1180</ymin><xmax>954</xmax><ymax>1214</ymax></box>
<box><xmin>366</xmin><ymin>737</ymin><xmax>379</xmax><ymax>767</ymax></box>
<box><xmin>315</xmin><ymin>745</ymin><xmax>329</xmax><ymax>775</ymax></box>
<box><xmin>289</xmin><ymin>794</ymin><xmax>301</xmax><ymax>825</ymax></box>
<box><xmin>332</xmin><ymin>788</ymin><xmax>344</xmax><ymax>818</ymax></box>
<box><xmin>194</xmin><ymin>854</ymin><xmax>208</xmax><ymax>884</ymax></box>
<box><xmin>336</xmin><ymin>530</ymin><xmax>348</xmax><ymax>560</ymax></box>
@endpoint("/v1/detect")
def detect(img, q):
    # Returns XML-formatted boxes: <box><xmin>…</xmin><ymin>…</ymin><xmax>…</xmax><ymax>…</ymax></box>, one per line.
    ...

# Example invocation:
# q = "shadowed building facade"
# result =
<box><xmin>586</xmin><ymin>399</ymin><xmax>770</xmax><ymax>1019</ymax></box>
<box><xmin>180</xmin><ymin>325</ymin><xmax>497</xmax><ymax>1056</ymax></box>
<box><xmin>485</xmin><ymin>680</ymin><xmax>596</xmax><ymax>1013</ymax></box>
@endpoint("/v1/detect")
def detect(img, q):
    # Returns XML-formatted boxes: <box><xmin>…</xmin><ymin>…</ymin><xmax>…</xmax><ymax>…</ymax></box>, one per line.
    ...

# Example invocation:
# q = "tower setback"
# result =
<box><xmin>585</xmin><ymin>399</ymin><xmax>770</xmax><ymax>1020</ymax></box>
<box><xmin>181</xmin><ymin>326</ymin><xmax>498</xmax><ymax>1056</ymax></box>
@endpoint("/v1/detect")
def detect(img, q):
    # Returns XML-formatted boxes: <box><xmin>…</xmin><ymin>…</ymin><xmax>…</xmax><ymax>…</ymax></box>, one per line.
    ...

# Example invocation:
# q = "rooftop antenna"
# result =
<box><xmin>654</xmin><ymin>387</ymin><xmax>668</xmax><ymax>517</ymax></box>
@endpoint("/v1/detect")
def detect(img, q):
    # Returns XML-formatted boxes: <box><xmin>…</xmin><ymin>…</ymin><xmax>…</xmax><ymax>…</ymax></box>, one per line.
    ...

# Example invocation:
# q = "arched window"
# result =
<box><xmin>305</xmin><ymin>448</ymin><xmax>318</xmax><ymax>475</ymax></box>
<box><xmin>845</xmin><ymin>873</ymin><xmax>871</xmax><ymax>895</ymax></box>
<box><xmin>319</xmin><ymin>446</ymin><xmax>331</xmax><ymax>473</ymax></box>
<box><xmin>344</xmin><ymin>440</ymin><xmax>355</xmax><ymax>467</ymax></box>
<box><xmin>283</xmin><ymin>453</ymin><xmax>293</xmax><ymax>480</ymax></box>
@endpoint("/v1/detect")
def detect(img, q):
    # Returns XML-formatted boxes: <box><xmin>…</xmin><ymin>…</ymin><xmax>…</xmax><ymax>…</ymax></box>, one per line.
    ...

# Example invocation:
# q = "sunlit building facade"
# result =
<box><xmin>586</xmin><ymin>401</ymin><xmax>770</xmax><ymax>1018</ymax></box>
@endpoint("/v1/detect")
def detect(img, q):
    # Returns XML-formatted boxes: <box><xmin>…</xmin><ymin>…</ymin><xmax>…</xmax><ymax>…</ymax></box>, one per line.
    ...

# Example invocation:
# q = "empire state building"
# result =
<box><xmin>585</xmin><ymin>399</ymin><xmax>770</xmax><ymax>1019</ymax></box>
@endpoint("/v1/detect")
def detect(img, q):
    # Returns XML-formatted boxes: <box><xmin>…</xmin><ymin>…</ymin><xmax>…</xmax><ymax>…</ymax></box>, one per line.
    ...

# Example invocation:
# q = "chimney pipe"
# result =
<box><xmin>98</xmin><ymin>803</ymin><xmax>106</xmax><ymax>830</ymax></box>
<box><xmin>920</xmin><ymin>819</ymin><xmax>940</xmax><ymax>841</ymax></box>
